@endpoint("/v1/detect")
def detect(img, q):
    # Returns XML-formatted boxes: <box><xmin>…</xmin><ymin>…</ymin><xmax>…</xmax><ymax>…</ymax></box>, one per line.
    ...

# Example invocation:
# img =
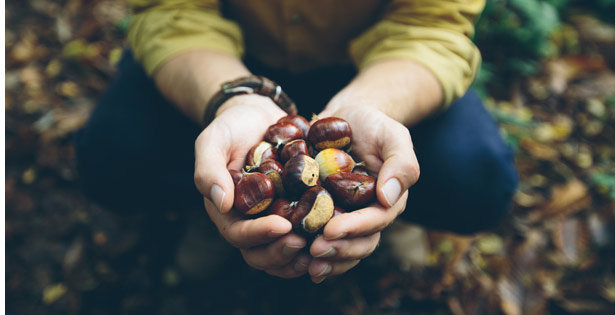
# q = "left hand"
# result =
<box><xmin>306</xmin><ymin>105</ymin><xmax>420</xmax><ymax>283</ymax></box>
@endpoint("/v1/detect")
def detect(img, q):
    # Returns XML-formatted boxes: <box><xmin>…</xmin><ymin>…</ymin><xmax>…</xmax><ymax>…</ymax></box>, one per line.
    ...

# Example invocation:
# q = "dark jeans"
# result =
<box><xmin>75</xmin><ymin>51</ymin><xmax>518</xmax><ymax>234</ymax></box>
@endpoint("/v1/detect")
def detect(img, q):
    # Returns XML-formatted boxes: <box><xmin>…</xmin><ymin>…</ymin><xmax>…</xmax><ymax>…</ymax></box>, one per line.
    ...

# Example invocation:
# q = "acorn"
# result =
<box><xmin>265</xmin><ymin>122</ymin><xmax>303</xmax><ymax>148</ymax></box>
<box><xmin>324</xmin><ymin>172</ymin><xmax>376</xmax><ymax>209</ymax></box>
<box><xmin>283</xmin><ymin>154</ymin><xmax>320</xmax><ymax>197</ymax></box>
<box><xmin>246</xmin><ymin>141</ymin><xmax>277</xmax><ymax>169</ymax></box>
<box><xmin>267</xmin><ymin>198</ymin><xmax>297</xmax><ymax>220</ymax></box>
<box><xmin>234</xmin><ymin>173</ymin><xmax>275</xmax><ymax>215</ymax></box>
<box><xmin>307</xmin><ymin>116</ymin><xmax>352</xmax><ymax>150</ymax></box>
<box><xmin>277</xmin><ymin>115</ymin><xmax>310</xmax><ymax>138</ymax></box>
<box><xmin>290</xmin><ymin>186</ymin><xmax>334</xmax><ymax>234</ymax></box>
<box><xmin>314</xmin><ymin>148</ymin><xmax>364</xmax><ymax>182</ymax></box>
<box><xmin>258</xmin><ymin>160</ymin><xmax>285</xmax><ymax>196</ymax></box>
<box><xmin>279</xmin><ymin>139</ymin><xmax>309</xmax><ymax>164</ymax></box>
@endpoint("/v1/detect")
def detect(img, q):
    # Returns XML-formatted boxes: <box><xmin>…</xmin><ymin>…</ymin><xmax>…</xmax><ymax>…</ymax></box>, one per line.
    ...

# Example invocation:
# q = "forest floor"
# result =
<box><xmin>5</xmin><ymin>1</ymin><xmax>615</xmax><ymax>314</ymax></box>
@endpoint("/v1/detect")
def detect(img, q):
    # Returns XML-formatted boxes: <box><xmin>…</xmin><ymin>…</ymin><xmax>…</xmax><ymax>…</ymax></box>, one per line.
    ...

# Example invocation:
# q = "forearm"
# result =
<box><xmin>154</xmin><ymin>50</ymin><xmax>251</xmax><ymax>123</ymax></box>
<box><xmin>325</xmin><ymin>59</ymin><xmax>443</xmax><ymax>127</ymax></box>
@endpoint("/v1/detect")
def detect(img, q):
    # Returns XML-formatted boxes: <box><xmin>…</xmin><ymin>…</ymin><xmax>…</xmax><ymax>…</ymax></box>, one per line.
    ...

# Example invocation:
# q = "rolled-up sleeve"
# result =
<box><xmin>128</xmin><ymin>0</ymin><xmax>244</xmax><ymax>76</ymax></box>
<box><xmin>349</xmin><ymin>0</ymin><xmax>485</xmax><ymax>107</ymax></box>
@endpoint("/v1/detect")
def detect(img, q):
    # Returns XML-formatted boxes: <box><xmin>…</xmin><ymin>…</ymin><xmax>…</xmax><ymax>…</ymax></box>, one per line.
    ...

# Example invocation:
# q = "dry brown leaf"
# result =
<box><xmin>551</xmin><ymin>217</ymin><xmax>591</xmax><ymax>266</ymax></box>
<box><xmin>520</xmin><ymin>138</ymin><xmax>560</xmax><ymax>161</ymax></box>
<box><xmin>528</xmin><ymin>179</ymin><xmax>592</xmax><ymax>222</ymax></box>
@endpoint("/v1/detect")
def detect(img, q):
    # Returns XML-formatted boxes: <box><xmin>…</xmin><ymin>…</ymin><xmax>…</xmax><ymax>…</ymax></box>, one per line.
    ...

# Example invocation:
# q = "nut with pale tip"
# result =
<box><xmin>283</xmin><ymin>154</ymin><xmax>320</xmax><ymax>197</ymax></box>
<box><xmin>258</xmin><ymin>159</ymin><xmax>285</xmax><ymax>196</ymax></box>
<box><xmin>234</xmin><ymin>172</ymin><xmax>275</xmax><ymax>215</ymax></box>
<box><xmin>324</xmin><ymin>172</ymin><xmax>376</xmax><ymax>209</ymax></box>
<box><xmin>280</xmin><ymin>139</ymin><xmax>309</xmax><ymax>164</ymax></box>
<box><xmin>307</xmin><ymin>116</ymin><xmax>352</xmax><ymax>150</ymax></box>
<box><xmin>290</xmin><ymin>186</ymin><xmax>334</xmax><ymax>234</ymax></box>
<box><xmin>277</xmin><ymin>114</ymin><xmax>310</xmax><ymax>138</ymax></box>
<box><xmin>246</xmin><ymin>141</ymin><xmax>277</xmax><ymax>169</ymax></box>
<box><xmin>314</xmin><ymin>148</ymin><xmax>364</xmax><ymax>182</ymax></box>
<box><xmin>265</xmin><ymin>122</ymin><xmax>303</xmax><ymax>148</ymax></box>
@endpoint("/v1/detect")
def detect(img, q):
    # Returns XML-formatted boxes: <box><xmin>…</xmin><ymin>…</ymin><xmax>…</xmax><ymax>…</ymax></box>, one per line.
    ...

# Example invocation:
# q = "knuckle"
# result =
<box><xmin>193</xmin><ymin>169</ymin><xmax>208</xmax><ymax>194</ymax></box>
<box><xmin>241</xmin><ymin>251</ymin><xmax>266</xmax><ymax>271</ymax></box>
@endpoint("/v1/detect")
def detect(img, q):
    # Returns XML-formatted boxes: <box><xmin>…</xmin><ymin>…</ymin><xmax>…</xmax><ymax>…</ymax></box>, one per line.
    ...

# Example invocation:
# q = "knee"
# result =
<box><xmin>451</xmin><ymin>138</ymin><xmax>518</xmax><ymax>234</ymax></box>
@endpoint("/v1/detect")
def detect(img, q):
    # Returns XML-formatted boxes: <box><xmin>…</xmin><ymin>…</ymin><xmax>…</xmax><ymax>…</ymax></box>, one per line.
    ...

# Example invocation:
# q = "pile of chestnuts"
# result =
<box><xmin>231</xmin><ymin>115</ymin><xmax>377</xmax><ymax>235</ymax></box>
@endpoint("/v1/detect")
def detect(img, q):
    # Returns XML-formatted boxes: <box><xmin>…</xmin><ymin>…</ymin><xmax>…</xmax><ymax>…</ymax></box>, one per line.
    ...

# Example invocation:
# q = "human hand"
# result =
<box><xmin>194</xmin><ymin>94</ymin><xmax>311</xmax><ymax>278</ymax></box>
<box><xmin>306</xmin><ymin>105</ymin><xmax>420</xmax><ymax>283</ymax></box>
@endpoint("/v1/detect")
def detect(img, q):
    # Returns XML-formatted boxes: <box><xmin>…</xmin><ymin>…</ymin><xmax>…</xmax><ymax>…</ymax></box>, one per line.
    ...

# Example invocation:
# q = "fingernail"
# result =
<box><xmin>315</xmin><ymin>264</ymin><xmax>332</xmax><ymax>277</ymax></box>
<box><xmin>268</xmin><ymin>230</ymin><xmax>288</xmax><ymax>238</ymax></box>
<box><xmin>324</xmin><ymin>232</ymin><xmax>346</xmax><ymax>241</ymax></box>
<box><xmin>314</xmin><ymin>247</ymin><xmax>336</xmax><ymax>258</ymax></box>
<box><xmin>381</xmin><ymin>178</ymin><xmax>402</xmax><ymax>207</ymax></box>
<box><xmin>294</xmin><ymin>260</ymin><xmax>308</xmax><ymax>272</ymax></box>
<box><xmin>210</xmin><ymin>184</ymin><xmax>225</xmax><ymax>213</ymax></box>
<box><xmin>313</xmin><ymin>276</ymin><xmax>326</xmax><ymax>284</ymax></box>
<box><xmin>282</xmin><ymin>244</ymin><xmax>304</xmax><ymax>256</ymax></box>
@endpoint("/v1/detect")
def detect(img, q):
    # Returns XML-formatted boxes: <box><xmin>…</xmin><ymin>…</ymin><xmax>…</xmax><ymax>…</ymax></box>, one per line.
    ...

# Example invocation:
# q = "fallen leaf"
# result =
<box><xmin>42</xmin><ymin>283</ymin><xmax>67</xmax><ymax>305</ymax></box>
<box><xmin>528</xmin><ymin>179</ymin><xmax>591</xmax><ymax>222</ymax></box>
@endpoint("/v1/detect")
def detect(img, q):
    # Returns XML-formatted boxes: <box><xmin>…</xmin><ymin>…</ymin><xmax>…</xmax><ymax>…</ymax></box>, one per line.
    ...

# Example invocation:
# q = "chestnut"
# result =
<box><xmin>277</xmin><ymin>115</ymin><xmax>310</xmax><ymax>138</ymax></box>
<box><xmin>264</xmin><ymin>122</ymin><xmax>303</xmax><ymax>148</ymax></box>
<box><xmin>283</xmin><ymin>154</ymin><xmax>319</xmax><ymax>197</ymax></box>
<box><xmin>258</xmin><ymin>159</ymin><xmax>285</xmax><ymax>196</ymax></box>
<box><xmin>290</xmin><ymin>186</ymin><xmax>334</xmax><ymax>234</ymax></box>
<box><xmin>307</xmin><ymin>117</ymin><xmax>352</xmax><ymax>150</ymax></box>
<box><xmin>234</xmin><ymin>172</ymin><xmax>275</xmax><ymax>215</ymax></box>
<box><xmin>247</xmin><ymin>141</ymin><xmax>277</xmax><ymax>169</ymax></box>
<box><xmin>279</xmin><ymin>139</ymin><xmax>309</xmax><ymax>164</ymax></box>
<box><xmin>324</xmin><ymin>172</ymin><xmax>376</xmax><ymax>209</ymax></box>
<box><xmin>314</xmin><ymin>148</ymin><xmax>364</xmax><ymax>181</ymax></box>
<box><xmin>229</xmin><ymin>169</ymin><xmax>244</xmax><ymax>186</ymax></box>
<box><xmin>352</xmin><ymin>166</ymin><xmax>370</xmax><ymax>176</ymax></box>
<box><xmin>333</xmin><ymin>206</ymin><xmax>346</xmax><ymax>217</ymax></box>
<box><xmin>267</xmin><ymin>198</ymin><xmax>297</xmax><ymax>220</ymax></box>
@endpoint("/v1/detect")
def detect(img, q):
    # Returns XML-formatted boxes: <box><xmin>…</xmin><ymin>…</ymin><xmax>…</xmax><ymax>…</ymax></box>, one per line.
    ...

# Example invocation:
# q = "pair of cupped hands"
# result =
<box><xmin>194</xmin><ymin>94</ymin><xmax>420</xmax><ymax>283</ymax></box>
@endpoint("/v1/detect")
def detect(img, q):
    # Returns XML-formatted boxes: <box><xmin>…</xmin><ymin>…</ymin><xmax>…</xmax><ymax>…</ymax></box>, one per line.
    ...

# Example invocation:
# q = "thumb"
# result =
<box><xmin>376</xmin><ymin>126</ymin><xmax>420</xmax><ymax>208</ymax></box>
<box><xmin>194</xmin><ymin>128</ymin><xmax>235</xmax><ymax>214</ymax></box>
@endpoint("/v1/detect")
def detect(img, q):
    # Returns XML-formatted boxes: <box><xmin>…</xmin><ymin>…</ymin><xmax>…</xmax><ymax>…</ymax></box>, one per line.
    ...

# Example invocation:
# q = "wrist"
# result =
<box><xmin>215</xmin><ymin>94</ymin><xmax>284</xmax><ymax>118</ymax></box>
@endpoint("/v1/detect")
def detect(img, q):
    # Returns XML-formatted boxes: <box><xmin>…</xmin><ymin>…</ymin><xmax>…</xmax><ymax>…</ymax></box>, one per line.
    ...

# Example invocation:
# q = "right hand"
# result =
<box><xmin>194</xmin><ymin>94</ymin><xmax>311</xmax><ymax>278</ymax></box>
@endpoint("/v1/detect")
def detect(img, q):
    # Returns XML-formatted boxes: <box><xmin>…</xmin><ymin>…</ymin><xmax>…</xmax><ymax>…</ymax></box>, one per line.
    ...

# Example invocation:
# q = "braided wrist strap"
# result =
<box><xmin>203</xmin><ymin>75</ymin><xmax>297</xmax><ymax>127</ymax></box>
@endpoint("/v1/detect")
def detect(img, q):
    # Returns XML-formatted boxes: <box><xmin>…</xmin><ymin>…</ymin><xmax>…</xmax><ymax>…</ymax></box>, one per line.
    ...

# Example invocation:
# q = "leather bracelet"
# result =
<box><xmin>202</xmin><ymin>75</ymin><xmax>298</xmax><ymax>127</ymax></box>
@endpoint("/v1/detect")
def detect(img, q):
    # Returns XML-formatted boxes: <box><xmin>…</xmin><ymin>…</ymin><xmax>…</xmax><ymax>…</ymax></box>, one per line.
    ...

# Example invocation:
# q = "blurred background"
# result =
<box><xmin>5</xmin><ymin>0</ymin><xmax>615</xmax><ymax>314</ymax></box>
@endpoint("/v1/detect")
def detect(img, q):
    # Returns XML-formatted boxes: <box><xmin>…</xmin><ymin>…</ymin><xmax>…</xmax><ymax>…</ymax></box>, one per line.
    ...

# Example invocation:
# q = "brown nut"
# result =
<box><xmin>258</xmin><ymin>160</ymin><xmax>285</xmax><ymax>196</ymax></box>
<box><xmin>314</xmin><ymin>148</ymin><xmax>364</xmax><ymax>182</ymax></box>
<box><xmin>283</xmin><ymin>154</ymin><xmax>320</xmax><ymax>197</ymax></box>
<box><xmin>229</xmin><ymin>169</ymin><xmax>244</xmax><ymax>186</ymax></box>
<box><xmin>333</xmin><ymin>206</ymin><xmax>346</xmax><ymax>217</ymax></box>
<box><xmin>279</xmin><ymin>139</ymin><xmax>309</xmax><ymax>165</ymax></box>
<box><xmin>307</xmin><ymin>117</ymin><xmax>352</xmax><ymax>150</ymax></box>
<box><xmin>277</xmin><ymin>115</ymin><xmax>310</xmax><ymax>138</ymax></box>
<box><xmin>290</xmin><ymin>186</ymin><xmax>334</xmax><ymax>234</ymax></box>
<box><xmin>267</xmin><ymin>198</ymin><xmax>297</xmax><ymax>220</ymax></box>
<box><xmin>247</xmin><ymin>141</ymin><xmax>277</xmax><ymax>169</ymax></box>
<box><xmin>352</xmin><ymin>166</ymin><xmax>369</xmax><ymax>176</ymax></box>
<box><xmin>234</xmin><ymin>173</ymin><xmax>275</xmax><ymax>215</ymax></box>
<box><xmin>265</xmin><ymin>122</ymin><xmax>303</xmax><ymax>148</ymax></box>
<box><xmin>324</xmin><ymin>172</ymin><xmax>376</xmax><ymax>209</ymax></box>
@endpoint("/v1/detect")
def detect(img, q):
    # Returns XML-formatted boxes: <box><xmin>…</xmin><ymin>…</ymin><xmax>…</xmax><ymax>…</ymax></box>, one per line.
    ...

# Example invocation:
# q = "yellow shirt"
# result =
<box><xmin>128</xmin><ymin>0</ymin><xmax>484</xmax><ymax>107</ymax></box>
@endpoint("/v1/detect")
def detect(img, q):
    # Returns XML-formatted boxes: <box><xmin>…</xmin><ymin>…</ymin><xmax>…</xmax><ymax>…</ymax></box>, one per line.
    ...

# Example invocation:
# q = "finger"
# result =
<box><xmin>264</xmin><ymin>254</ymin><xmax>312</xmax><ymax>279</ymax></box>
<box><xmin>308</xmin><ymin>258</ymin><xmax>360</xmax><ymax>283</ymax></box>
<box><xmin>240</xmin><ymin>233</ymin><xmax>307</xmax><ymax>270</ymax></box>
<box><xmin>194</xmin><ymin>125</ymin><xmax>235</xmax><ymax>213</ymax></box>
<box><xmin>376</xmin><ymin>124</ymin><xmax>420</xmax><ymax>208</ymax></box>
<box><xmin>309</xmin><ymin>233</ymin><xmax>380</xmax><ymax>261</ymax></box>
<box><xmin>205</xmin><ymin>198</ymin><xmax>292</xmax><ymax>248</ymax></box>
<box><xmin>321</xmin><ymin>191</ymin><xmax>408</xmax><ymax>240</ymax></box>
